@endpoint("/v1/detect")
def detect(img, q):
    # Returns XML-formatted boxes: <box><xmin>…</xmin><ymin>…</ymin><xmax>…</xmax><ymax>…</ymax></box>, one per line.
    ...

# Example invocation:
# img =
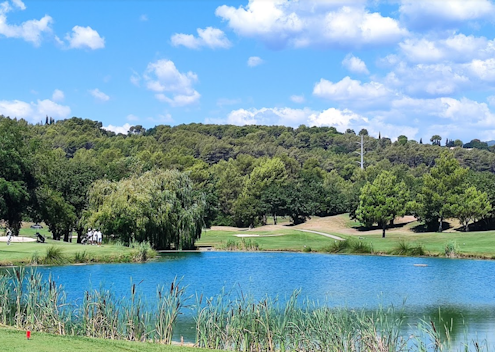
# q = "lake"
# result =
<box><xmin>37</xmin><ymin>252</ymin><xmax>495</xmax><ymax>345</ymax></box>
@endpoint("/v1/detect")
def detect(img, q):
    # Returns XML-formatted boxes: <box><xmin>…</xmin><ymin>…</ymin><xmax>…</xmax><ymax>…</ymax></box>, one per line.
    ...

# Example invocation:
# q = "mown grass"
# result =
<box><xmin>197</xmin><ymin>229</ymin><xmax>336</xmax><ymax>252</ymax></box>
<box><xmin>0</xmin><ymin>240</ymin><xmax>156</xmax><ymax>266</ymax></box>
<box><xmin>0</xmin><ymin>326</ymin><xmax>214</xmax><ymax>352</ymax></box>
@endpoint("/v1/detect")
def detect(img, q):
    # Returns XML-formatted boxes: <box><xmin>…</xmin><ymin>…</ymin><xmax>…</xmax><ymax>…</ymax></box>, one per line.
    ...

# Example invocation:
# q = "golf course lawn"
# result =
<box><xmin>0</xmin><ymin>326</ymin><xmax>214</xmax><ymax>352</ymax></box>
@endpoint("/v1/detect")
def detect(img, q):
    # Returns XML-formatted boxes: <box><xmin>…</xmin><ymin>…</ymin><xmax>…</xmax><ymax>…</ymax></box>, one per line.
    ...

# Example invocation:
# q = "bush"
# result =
<box><xmin>323</xmin><ymin>239</ymin><xmax>373</xmax><ymax>254</ymax></box>
<box><xmin>445</xmin><ymin>241</ymin><xmax>459</xmax><ymax>258</ymax></box>
<box><xmin>43</xmin><ymin>246</ymin><xmax>66</xmax><ymax>265</ymax></box>
<box><xmin>391</xmin><ymin>240</ymin><xmax>425</xmax><ymax>256</ymax></box>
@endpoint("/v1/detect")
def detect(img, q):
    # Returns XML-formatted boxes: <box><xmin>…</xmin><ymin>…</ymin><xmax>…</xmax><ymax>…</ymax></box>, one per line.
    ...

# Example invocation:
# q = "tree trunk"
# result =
<box><xmin>438</xmin><ymin>216</ymin><xmax>443</xmax><ymax>232</ymax></box>
<box><xmin>382</xmin><ymin>223</ymin><xmax>386</xmax><ymax>238</ymax></box>
<box><xmin>273</xmin><ymin>214</ymin><xmax>277</xmax><ymax>225</ymax></box>
<box><xmin>465</xmin><ymin>222</ymin><xmax>469</xmax><ymax>232</ymax></box>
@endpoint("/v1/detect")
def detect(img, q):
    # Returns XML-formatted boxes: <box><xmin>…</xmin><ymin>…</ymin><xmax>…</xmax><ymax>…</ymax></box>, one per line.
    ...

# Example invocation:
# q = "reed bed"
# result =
<box><xmin>224</xmin><ymin>238</ymin><xmax>260</xmax><ymax>251</ymax></box>
<box><xmin>0</xmin><ymin>268</ymin><xmax>493</xmax><ymax>351</ymax></box>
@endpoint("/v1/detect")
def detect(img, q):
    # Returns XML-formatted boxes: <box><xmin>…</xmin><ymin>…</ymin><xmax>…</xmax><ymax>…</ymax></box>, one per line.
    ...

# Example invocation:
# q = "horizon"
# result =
<box><xmin>2</xmin><ymin>0</ymin><xmax>495</xmax><ymax>142</ymax></box>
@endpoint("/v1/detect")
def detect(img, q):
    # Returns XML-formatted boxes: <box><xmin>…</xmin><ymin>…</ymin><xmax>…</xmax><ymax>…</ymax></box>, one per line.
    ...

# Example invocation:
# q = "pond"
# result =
<box><xmin>37</xmin><ymin>252</ymin><xmax>495</xmax><ymax>345</ymax></box>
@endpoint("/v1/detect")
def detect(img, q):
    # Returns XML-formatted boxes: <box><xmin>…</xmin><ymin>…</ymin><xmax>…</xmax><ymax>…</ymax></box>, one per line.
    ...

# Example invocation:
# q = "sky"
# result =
<box><xmin>2</xmin><ymin>0</ymin><xmax>495</xmax><ymax>142</ymax></box>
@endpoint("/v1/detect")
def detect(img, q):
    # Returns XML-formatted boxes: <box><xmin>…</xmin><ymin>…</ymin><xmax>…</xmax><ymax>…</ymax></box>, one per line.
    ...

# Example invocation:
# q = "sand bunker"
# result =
<box><xmin>0</xmin><ymin>236</ymin><xmax>36</xmax><ymax>243</ymax></box>
<box><xmin>234</xmin><ymin>234</ymin><xmax>260</xmax><ymax>238</ymax></box>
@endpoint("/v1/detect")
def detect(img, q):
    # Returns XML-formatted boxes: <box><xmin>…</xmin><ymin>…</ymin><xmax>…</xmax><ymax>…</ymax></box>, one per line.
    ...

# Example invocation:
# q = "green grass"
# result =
<box><xmin>197</xmin><ymin>229</ymin><xmax>336</xmax><ymax>252</ymax></box>
<box><xmin>347</xmin><ymin>230</ymin><xmax>495</xmax><ymax>258</ymax></box>
<box><xmin>0</xmin><ymin>240</ymin><xmax>139</xmax><ymax>266</ymax></box>
<box><xmin>0</xmin><ymin>326</ymin><xmax>214</xmax><ymax>352</ymax></box>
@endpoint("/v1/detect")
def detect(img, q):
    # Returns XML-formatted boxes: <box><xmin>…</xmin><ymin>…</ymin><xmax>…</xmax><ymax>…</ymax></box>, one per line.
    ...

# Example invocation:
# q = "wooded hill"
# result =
<box><xmin>2</xmin><ymin>115</ymin><xmax>495</xmax><ymax>248</ymax></box>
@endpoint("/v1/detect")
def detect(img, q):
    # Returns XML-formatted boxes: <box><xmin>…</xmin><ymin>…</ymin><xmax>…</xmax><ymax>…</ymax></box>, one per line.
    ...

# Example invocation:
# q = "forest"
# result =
<box><xmin>2</xmin><ymin>115</ymin><xmax>495</xmax><ymax>249</ymax></box>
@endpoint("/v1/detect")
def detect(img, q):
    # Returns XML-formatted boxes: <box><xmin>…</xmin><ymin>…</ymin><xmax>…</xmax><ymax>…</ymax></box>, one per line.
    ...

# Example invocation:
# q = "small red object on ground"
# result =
<box><xmin>26</xmin><ymin>330</ymin><xmax>31</xmax><ymax>339</ymax></box>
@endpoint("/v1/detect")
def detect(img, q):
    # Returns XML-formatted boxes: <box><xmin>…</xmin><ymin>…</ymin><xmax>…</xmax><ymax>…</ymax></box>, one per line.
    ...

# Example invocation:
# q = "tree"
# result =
<box><xmin>88</xmin><ymin>169</ymin><xmax>205</xmax><ymax>250</ymax></box>
<box><xmin>0</xmin><ymin>118</ymin><xmax>35</xmax><ymax>235</ymax></box>
<box><xmin>358</xmin><ymin>128</ymin><xmax>368</xmax><ymax>136</ymax></box>
<box><xmin>430</xmin><ymin>135</ymin><xmax>442</xmax><ymax>146</ymax></box>
<box><xmin>397</xmin><ymin>135</ymin><xmax>408</xmax><ymax>146</ymax></box>
<box><xmin>356</xmin><ymin>171</ymin><xmax>409</xmax><ymax>237</ymax></box>
<box><xmin>455</xmin><ymin>186</ymin><xmax>491</xmax><ymax>231</ymax></box>
<box><xmin>414</xmin><ymin>152</ymin><xmax>467</xmax><ymax>232</ymax></box>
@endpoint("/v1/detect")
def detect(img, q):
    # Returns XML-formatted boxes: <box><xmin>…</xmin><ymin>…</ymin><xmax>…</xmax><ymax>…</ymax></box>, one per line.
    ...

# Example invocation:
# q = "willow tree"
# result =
<box><xmin>87</xmin><ymin>169</ymin><xmax>205</xmax><ymax>249</ymax></box>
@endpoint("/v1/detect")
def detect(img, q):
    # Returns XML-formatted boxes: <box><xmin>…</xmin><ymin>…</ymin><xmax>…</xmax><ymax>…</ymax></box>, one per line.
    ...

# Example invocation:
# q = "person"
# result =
<box><xmin>97</xmin><ymin>229</ymin><xmax>102</xmax><ymax>246</ymax></box>
<box><xmin>6</xmin><ymin>228</ymin><xmax>12</xmax><ymax>245</ymax></box>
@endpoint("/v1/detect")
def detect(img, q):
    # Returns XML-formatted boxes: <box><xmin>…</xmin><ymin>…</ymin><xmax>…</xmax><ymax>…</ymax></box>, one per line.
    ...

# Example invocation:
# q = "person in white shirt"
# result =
<box><xmin>96</xmin><ymin>229</ymin><xmax>102</xmax><ymax>246</ymax></box>
<box><xmin>6</xmin><ymin>228</ymin><xmax>12</xmax><ymax>245</ymax></box>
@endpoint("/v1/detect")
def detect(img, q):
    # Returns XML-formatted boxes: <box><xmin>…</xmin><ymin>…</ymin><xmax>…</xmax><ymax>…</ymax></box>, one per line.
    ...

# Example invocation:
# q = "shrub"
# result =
<box><xmin>445</xmin><ymin>241</ymin><xmax>459</xmax><ymax>258</ymax></box>
<box><xmin>43</xmin><ymin>246</ymin><xmax>66</xmax><ymax>265</ymax></box>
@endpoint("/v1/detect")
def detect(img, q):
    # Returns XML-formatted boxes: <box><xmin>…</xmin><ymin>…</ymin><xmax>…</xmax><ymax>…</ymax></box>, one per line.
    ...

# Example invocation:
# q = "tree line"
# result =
<box><xmin>2</xmin><ymin>115</ymin><xmax>495</xmax><ymax>249</ymax></box>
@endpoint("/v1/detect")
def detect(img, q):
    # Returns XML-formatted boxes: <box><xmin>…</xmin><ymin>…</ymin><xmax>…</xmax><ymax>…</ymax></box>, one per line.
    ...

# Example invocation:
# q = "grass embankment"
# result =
<box><xmin>0</xmin><ymin>326</ymin><xmax>213</xmax><ymax>352</ymax></box>
<box><xmin>0</xmin><ymin>224</ymin><xmax>157</xmax><ymax>266</ymax></box>
<box><xmin>199</xmin><ymin>214</ymin><xmax>495</xmax><ymax>259</ymax></box>
<box><xmin>197</xmin><ymin>229</ymin><xmax>336</xmax><ymax>252</ymax></box>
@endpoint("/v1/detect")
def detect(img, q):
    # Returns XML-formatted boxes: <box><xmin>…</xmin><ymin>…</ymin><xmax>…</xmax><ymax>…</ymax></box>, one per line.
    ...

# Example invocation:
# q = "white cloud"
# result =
<box><xmin>342</xmin><ymin>54</ymin><xmax>369</xmax><ymax>74</ymax></box>
<box><xmin>313</xmin><ymin>76</ymin><xmax>395</xmax><ymax>104</ymax></box>
<box><xmin>51</xmin><ymin>89</ymin><xmax>64</xmax><ymax>102</ymax></box>
<box><xmin>0</xmin><ymin>0</ymin><xmax>52</xmax><ymax>46</ymax></box>
<box><xmin>89</xmin><ymin>88</ymin><xmax>110</xmax><ymax>102</ymax></box>
<box><xmin>247</xmin><ymin>56</ymin><xmax>264</xmax><ymax>67</ymax></box>
<box><xmin>65</xmin><ymin>26</ymin><xmax>105</xmax><ymax>50</ymax></box>
<box><xmin>171</xmin><ymin>27</ymin><xmax>231</xmax><ymax>49</ymax></box>
<box><xmin>0</xmin><ymin>98</ymin><xmax>70</xmax><ymax>122</ymax></box>
<box><xmin>216</xmin><ymin>1</ymin><xmax>407</xmax><ymax>49</ymax></box>
<box><xmin>488</xmin><ymin>96</ymin><xmax>495</xmax><ymax>107</ymax></box>
<box><xmin>225</xmin><ymin>107</ymin><xmax>314</xmax><ymax>126</ymax></box>
<box><xmin>466</xmin><ymin>58</ymin><xmax>495</xmax><ymax>82</ymax></box>
<box><xmin>103</xmin><ymin>123</ymin><xmax>132</xmax><ymax>135</ymax></box>
<box><xmin>400</xmin><ymin>34</ymin><xmax>495</xmax><ymax>64</ymax></box>
<box><xmin>290</xmin><ymin>95</ymin><xmax>305</xmax><ymax>103</ymax></box>
<box><xmin>308</xmin><ymin>108</ymin><xmax>368</xmax><ymax>130</ymax></box>
<box><xmin>385</xmin><ymin>62</ymin><xmax>470</xmax><ymax>97</ymax></box>
<box><xmin>142</xmin><ymin>59</ymin><xmax>200</xmax><ymax>107</ymax></box>
<box><xmin>399</xmin><ymin>0</ymin><xmax>495</xmax><ymax>29</ymax></box>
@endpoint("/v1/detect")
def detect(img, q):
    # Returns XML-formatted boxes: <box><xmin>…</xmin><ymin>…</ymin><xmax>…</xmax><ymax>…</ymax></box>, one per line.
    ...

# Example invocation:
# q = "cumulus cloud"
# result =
<box><xmin>89</xmin><ymin>88</ymin><xmax>110</xmax><ymax>102</ymax></box>
<box><xmin>0</xmin><ymin>0</ymin><xmax>53</xmax><ymax>46</ymax></box>
<box><xmin>51</xmin><ymin>89</ymin><xmax>64</xmax><ymax>102</ymax></box>
<box><xmin>103</xmin><ymin>123</ymin><xmax>132</xmax><ymax>135</ymax></box>
<box><xmin>142</xmin><ymin>59</ymin><xmax>200</xmax><ymax>107</ymax></box>
<box><xmin>313</xmin><ymin>76</ymin><xmax>395</xmax><ymax>105</ymax></box>
<box><xmin>171</xmin><ymin>27</ymin><xmax>231</xmax><ymax>49</ymax></box>
<box><xmin>225</xmin><ymin>107</ymin><xmax>314</xmax><ymax>126</ymax></box>
<box><xmin>0</xmin><ymin>98</ymin><xmax>70</xmax><ymax>122</ymax></box>
<box><xmin>215</xmin><ymin>0</ymin><xmax>407</xmax><ymax>49</ymax></box>
<box><xmin>342</xmin><ymin>54</ymin><xmax>369</xmax><ymax>74</ymax></box>
<box><xmin>247</xmin><ymin>56</ymin><xmax>264</xmax><ymax>67</ymax></box>
<box><xmin>400</xmin><ymin>34</ymin><xmax>495</xmax><ymax>64</ymax></box>
<box><xmin>65</xmin><ymin>26</ymin><xmax>105</xmax><ymax>50</ymax></box>
<box><xmin>308</xmin><ymin>108</ymin><xmax>368</xmax><ymax>130</ymax></box>
<box><xmin>399</xmin><ymin>0</ymin><xmax>495</xmax><ymax>30</ymax></box>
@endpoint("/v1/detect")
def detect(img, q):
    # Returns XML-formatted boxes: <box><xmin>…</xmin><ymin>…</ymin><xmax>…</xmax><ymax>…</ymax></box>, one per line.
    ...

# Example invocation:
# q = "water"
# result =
<box><xmin>37</xmin><ymin>252</ymin><xmax>495</xmax><ymax>344</ymax></box>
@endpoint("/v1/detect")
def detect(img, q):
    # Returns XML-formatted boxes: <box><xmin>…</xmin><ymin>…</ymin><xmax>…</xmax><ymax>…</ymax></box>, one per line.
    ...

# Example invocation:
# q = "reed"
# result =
<box><xmin>391</xmin><ymin>240</ymin><xmax>425</xmax><ymax>256</ymax></box>
<box><xmin>43</xmin><ymin>246</ymin><xmax>66</xmax><ymax>265</ymax></box>
<box><xmin>323</xmin><ymin>239</ymin><xmax>373</xmax><ymax>254</ymax></box>
<box><xmin>0</xmin><ymin>269</ymin><xmax>494</xmax><ymax>351</ymax></box>
<box><xmin>224</xmin><ymin>238</ymin><xmax>260</xmax><ymax>251</ymax></box>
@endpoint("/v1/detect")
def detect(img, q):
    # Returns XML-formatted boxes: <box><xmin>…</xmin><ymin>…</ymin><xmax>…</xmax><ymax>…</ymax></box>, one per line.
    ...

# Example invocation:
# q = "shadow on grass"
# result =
<box><xmin>352</xmin><ymin>220</ymin><xmax>416</xmax><ymax>232</ymax></box>
<box><xmin>411</xmin><ymin>221</ymin><xmax>453</xmax><ymax>233</ymax></box>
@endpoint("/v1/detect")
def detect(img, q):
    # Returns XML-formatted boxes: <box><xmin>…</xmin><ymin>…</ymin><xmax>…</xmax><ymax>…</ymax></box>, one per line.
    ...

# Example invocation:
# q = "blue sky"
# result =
<box><xmin>2</xmin><ymin>0</ymin><xmax>495</xmax><ymax>142</ymax></box>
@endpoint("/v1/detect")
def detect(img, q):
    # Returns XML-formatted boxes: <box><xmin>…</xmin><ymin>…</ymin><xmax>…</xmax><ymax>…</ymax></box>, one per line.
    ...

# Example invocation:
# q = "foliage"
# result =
<box><xmin>356</xmin><ymin>171</ymin><xmax>409</xmax><ymax>237</ymax></box>
<box><xmin>413</xmin><ymin>152</ymin><xmax>468</xmax><ymax>232</ymax></box>
<box><xmin>88</xmin><ymin>169</ymin><xmax>205</xmax><ymax>250</ymax></box>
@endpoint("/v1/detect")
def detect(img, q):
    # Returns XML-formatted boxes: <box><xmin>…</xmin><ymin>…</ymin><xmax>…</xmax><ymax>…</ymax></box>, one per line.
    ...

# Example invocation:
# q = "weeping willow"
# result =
<box><xmin>87</xmin><ymin>169</ymin><xmax>205</xmax><ymax>250</ymax></box>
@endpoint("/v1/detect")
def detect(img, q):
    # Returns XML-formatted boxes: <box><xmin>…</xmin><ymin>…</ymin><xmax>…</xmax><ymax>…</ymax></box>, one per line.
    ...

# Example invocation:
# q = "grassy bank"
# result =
<box><xmin>0</xmin><ymin>326</ymin><xmax>214</xmax><ymax>352</ymax></box>
<box><xmin>200</xmin><ymin>215</ymin><xmax>495</xmax><ymax>259</ymax></box>
<box><xmin>0</xmin><ymin>240</ymin><xmax>157</xmax><ymax>266</ymax></box>
<box><xmin>196</xmin><ymin>229</ymin><xmax>336</xmax><ymax>252</ymax></box>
